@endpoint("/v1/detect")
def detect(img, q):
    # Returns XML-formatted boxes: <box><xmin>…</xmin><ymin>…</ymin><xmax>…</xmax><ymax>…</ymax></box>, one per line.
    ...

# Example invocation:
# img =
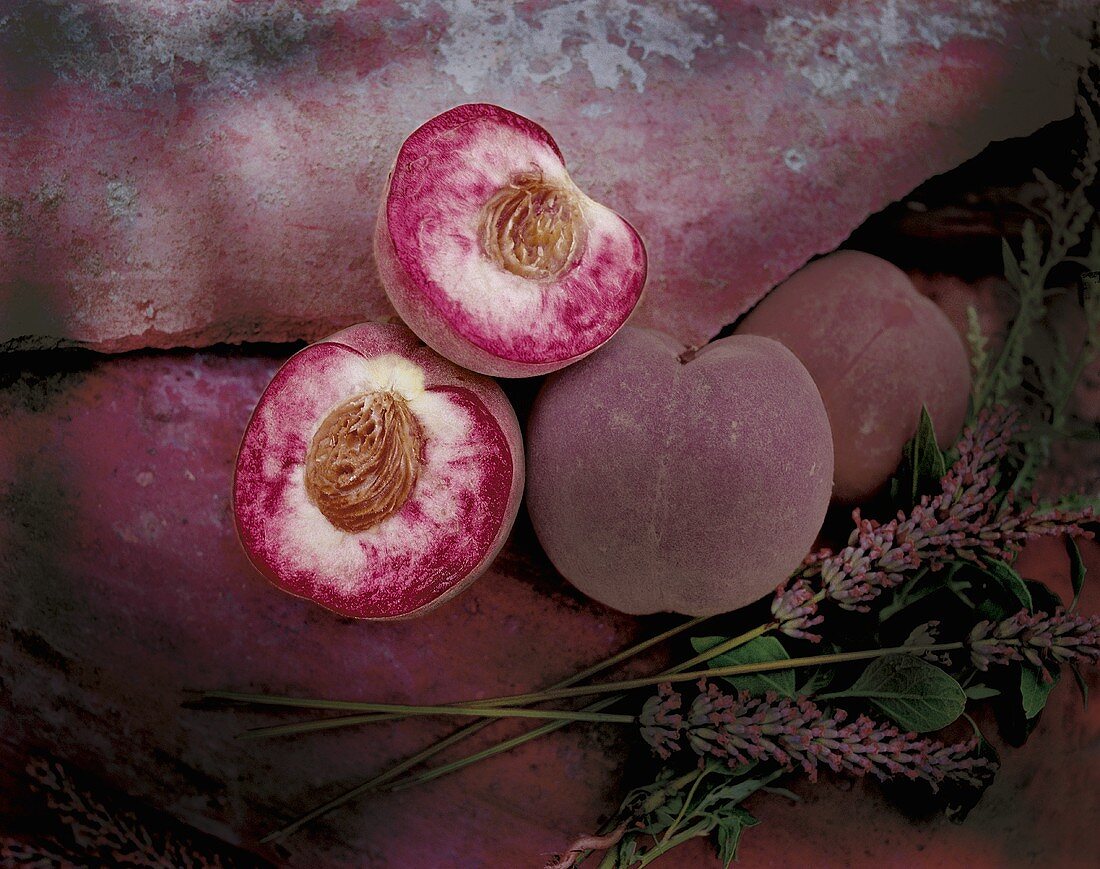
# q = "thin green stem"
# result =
<box><xmin>233</xmin><ymin>623</ymin><xmax>781</xmax><ymax>726</ymax></box>
<box><xmin>462</xmin><ymin>622</ymin><xmax>776</xmax><ymax>710</ymax></box>
<box><xmin>636</xmin><ymin>821</ymin><xmax>712</xmax><ymax>868</ymax></box>
<box><xmin>243</xmin><ymin>712</ymin><xmax>406</xmax><ymax>739</ymax></box>
<box><xmin>261</xmin><ymin>615</ymin><xmax>709</xmax><ymax>841</ymax></box>
<box><xmin>663</xmin><ymin>621</ymin><xmax>776</xmax><ymax>674</ymax></box>
<box><xmin>659</xmin><ymin>767</ymin><xmax>709</xmax><ymax>844</ymax></box>
<box><xmin>382</xmin><ymin>639</ymin><xmax>950</xmax><ymax>798</ymax></box>
<box><xmin>388</xmin><ymin>696</ymin><xmax>624</xmax><ymax>793</ymax></box>
<box><xmin>261</xmin><ymin>610</ymin><xmax>828</xmax><ymax>841</ymax></box>
<box><xmin>442</xmin><ymin>642</ymin><xmax>966</xmax><ymax>708</ymax></box>
<box><xmin>596</xmin><ymin>849</ymin><xmax>619</xmax><ymax>869</ymax></box>
<box><xmin>228</xmin><ymin>701</ymin><xmax>636</xmax><ymax>731</ymax></box>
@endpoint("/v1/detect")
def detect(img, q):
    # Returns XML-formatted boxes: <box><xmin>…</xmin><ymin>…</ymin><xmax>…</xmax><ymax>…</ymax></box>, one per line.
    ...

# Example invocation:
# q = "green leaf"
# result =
<box><xmin>691</xmin><ymin>636</ymin><xmax>795</xmax><ymax>698</ymax></box>
<box><xmin>878</xmin><ymin>567</ymin><xmax>943</xmax><ymax>622</ymax></box>
<box><xmin>1021</xmin><ymin>219</ymin><xmax>1043</xmax><ymax>273</ymax></box>
<box><xmin>891</xmin><ymin>406</ymin><xmax>946</xmax><ymax>508</ymax></box>
<box><xmin>716</xmin><ymin>809</ymin><xmax>759</xmax><ymax>867</ymax></box>
<box><xmin>964</xmin><ymin>685</ymin><xmax>1001</xmax><ymax>700</ymax></box>
<box><xmin>799</xmin><ymin>666</ymin><xmax>836</xmax><ymax>695</ymax></box>
<box><xmin>1070</xmin><ymin>664</ymin><xmax>1089</xmax><ymax>709</ymax></box>
<box><xmin>982</xmin><ymin>559</ymin><xmax>1033</xmax><ymax>612</ymax></box>
<box><xmin>1066</xmin><ymin>536</ymin><xmax>1086</xmax><ymax>611</ymax></box>
<box><xmin>1020</xmin><ymin>666</ymin><xmax>1057</xmax><ymax>720</ymax></box>
<box><xmin>824</xmin><ymin>654</ymin><xmax>966</xmax><ymax>732</ymax></box>
<box><xmin>1025</xmin><ymin>579</ymin><xmax>1063</xmax><ymax>614</ymax></box>
<box><xmin>1002</xmin><ymin>237</ymin><xmax>1026</xmax><ymax>291</ymax></box>
<box><xmin>704</xmin><ymin>774</ymin><xmax>771</xmax><ymax>808</ymax></box>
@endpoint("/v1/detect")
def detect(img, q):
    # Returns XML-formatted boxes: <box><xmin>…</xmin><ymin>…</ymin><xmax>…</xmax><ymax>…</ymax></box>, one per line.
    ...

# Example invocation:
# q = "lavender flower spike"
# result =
<box><xmin>772</xmin><ymin>579</ymin><xmax>824</xmax><ymax>642</ymax></box>
<box><xmin>773</xmin><ymin>406</ymin><xmax>1095</xmax><ymax>622</ymax></box>
<box><xmin>642</xmin><ymin>680</ymin><xmax>995</xmax><ymax>791</ymax></box>
<box><xmin>639</xmin><ymin>685</ymin><xmax>683</xmax><ymax>760</ymax></box>
<box><xmin>969</xmin><ymin>608</ymin><xmax>1100</xmax><ymax>676</ymax></box>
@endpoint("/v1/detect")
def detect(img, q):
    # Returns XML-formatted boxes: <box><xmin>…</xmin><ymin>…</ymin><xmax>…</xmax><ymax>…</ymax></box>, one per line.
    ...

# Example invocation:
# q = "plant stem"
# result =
<box><xmin>275</xmin><ymin>621</ymin><xmax>814</xmax><ymax>833</ymax></box>
<box><xmin>243</xmin><ymin>712</ymin><xmax>407</xmax><ymax>738</ymax></box>
<box><xmin>659</xmin><ymin>767</ymin><xmax>709</xmax><ymax>844</ymax></box>
<box><xmin>378</xmin><ymin>633</ymin><xmax>779</xmax><ymax>796</ymax></box>
<box><xmin>461</xmin><ymin>622</ymin><xmax>775</xmax><ymax>710</ymax></box>
<box><xmin>227</xmin><ymin>700</ymin><xmax>636</xmax><ymax>728</ymax></box>
<box><xmin>241</xmin><ymin>622</ymin><xmax>776</xmax><ymax>732</ymax></box>
<box><xmin>383</xmin><ymin>641</ymin><xmax>960</xmax><ymax>798</ymax></box>
<box><xmin>597</xmin><ymin>848</ymin><xmax>619</xmax><ymax>869</ymax></box>
<box><xmin>263</xmin><ymin>623</ymin><xmax>938</xmax><ymax>842</ymax></box>
<box><xmin>302</xmin><ymin>643</ymin><xmax>963</xmax><ymax>713</ymax></box>
<box><xmin>261</xmin><ymin>615</ymin><xmax>708</xmax><ymax>841</ymax></box>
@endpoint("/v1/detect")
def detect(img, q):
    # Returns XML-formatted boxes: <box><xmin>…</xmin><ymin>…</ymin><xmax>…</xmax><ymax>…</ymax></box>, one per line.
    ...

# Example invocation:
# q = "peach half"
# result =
<box><xmin>736</xmin><ymin>251</ymin><xmax>971</xmax><ymax>504</ymax></box>
<box><xmin>374</xmin><ymin>103</ymin><xmax>647</xmax><ymax>378</ymax></box>
<box><xmin>233</xmin><ymin>323</ymin><xmax>524</xmax><ymax>619</ymax></box>
<box><xmin>525</xmin><ymin>327</ymin><xmax>834</xmax><ymax>617</ymax></box>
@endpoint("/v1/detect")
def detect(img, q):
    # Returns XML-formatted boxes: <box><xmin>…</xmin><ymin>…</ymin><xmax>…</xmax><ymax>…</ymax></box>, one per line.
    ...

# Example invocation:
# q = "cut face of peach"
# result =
<box><xmin>375</xmin><ymin>103</ymin><xmax>647</xmax><ymax>378</ymax></box>
<box><xmin>233</xmin><ymin>323</ymin><xmax>524</xmax><ymax>619</ymax></box>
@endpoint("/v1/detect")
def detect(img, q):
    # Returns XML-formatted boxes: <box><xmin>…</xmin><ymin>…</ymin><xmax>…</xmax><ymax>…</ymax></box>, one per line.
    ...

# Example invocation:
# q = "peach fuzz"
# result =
<box><xmin>737</xmin><ymin>251</ymin><xmax>971</xmax><ymax>504</ymax></box>
<box><xmin>374</xmin><ymin>103</ymin><xmax>647</xmax><ymax>378</ymax></box>
<box><xmin>525</xmin><ymin>327</ymin><xmax>834</xmax><ymax>617</ymax></box>
<box><xmin>233</xmin><ymin>322</ymin><xmax>523</xmax><ymax>619</ymax></box>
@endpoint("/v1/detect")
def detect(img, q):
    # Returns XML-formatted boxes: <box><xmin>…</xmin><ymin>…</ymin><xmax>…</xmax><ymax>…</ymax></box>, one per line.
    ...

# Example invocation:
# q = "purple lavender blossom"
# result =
<box><xmin>774</xmin><ymin>407</ymin><xmax>1095</xmax><ymax>618</ymax></box>
<box><xmin>639</xmin><ymin>688</ymin><xmax>684</xmax><ymax>760</ymax></box>
<box><xmin>640</xmin><ymin>681</ymin><xmax>994</xmax><ymax>791</ymax></box>
<box><xmin>969</xmin><ymin>608</ymin><xmax>1100</xmax><ymax>677</ymax></box>
<box><xmin>771</xmin><ymin>578</ymin><xmax>824</xmax><ymax>642</ymax></box>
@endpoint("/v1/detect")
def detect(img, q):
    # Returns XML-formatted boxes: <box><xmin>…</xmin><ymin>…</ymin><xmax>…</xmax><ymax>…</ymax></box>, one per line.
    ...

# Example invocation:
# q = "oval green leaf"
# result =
<box><xmin>827</xmin><ymin>654</ymin><xmax>966</xmax><ymax>732</ymax></box>
<box><xmin>1020</xmin><ymin>665</ymin><xmax>1057</xmax><ymax>720</ymax></box>
<box><xmin>690</xmin><ymin>636</ymin><xmax>795</xmax><ymax>698</ymax></box>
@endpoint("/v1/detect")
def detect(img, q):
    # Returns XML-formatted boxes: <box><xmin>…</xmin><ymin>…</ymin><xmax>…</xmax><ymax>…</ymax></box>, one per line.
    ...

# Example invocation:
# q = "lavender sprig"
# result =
<box><xmin>769</xmin><ymin>578</ymin><xmax>823</xmax><ymax>642</ymax></box>
<box><xmin>773</xmin><ymin>407</ymin><xmax>1095</xmax><ymax>640</ymax></box>
<box><xmin>6</xmin><ymin>758</ymin><xmax>243</xmax><ymax>868</ymax></box>
<box><xmin>969</xmin><ymin>608</ymin><xmax>1100</xmax><ymax>677</ymax></box>
<box><xmin>641</xmin><ymin>680</ymin><xmax>995</xmax><ymax>791</ymax></box>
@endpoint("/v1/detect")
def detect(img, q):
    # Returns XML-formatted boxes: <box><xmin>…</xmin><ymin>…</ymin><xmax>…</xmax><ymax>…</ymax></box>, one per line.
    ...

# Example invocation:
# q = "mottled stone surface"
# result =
<box><xmin>0</xmin><ymin>351</ymin><xmax>648</xmax><ymax>865</ymax></box>
<box><xmin>1</xmin><ymin>349</ymin><xmax>1098</xmax><ymax>866</ymax></box>
<box><xmin>0</xmin><ymin>0</ymin><xmax>1093</xmax><ymax>352</ymax></box>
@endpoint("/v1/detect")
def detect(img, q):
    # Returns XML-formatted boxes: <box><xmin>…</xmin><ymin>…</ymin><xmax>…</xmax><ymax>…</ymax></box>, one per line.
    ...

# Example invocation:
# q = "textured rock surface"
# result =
<box><xmin>0</xmin><ymin>351</ymin><xmax>647</xmax><ymax>865</ymax></box>
<box><xmin>1</xmin><ymin>350</ymin><xmax>1098</xmax><ymax>866</ymax></box>
<box><xmin>0</xmin><ymin>0</ymin><xmax>1093</xmax><ymax>351</ymax></box>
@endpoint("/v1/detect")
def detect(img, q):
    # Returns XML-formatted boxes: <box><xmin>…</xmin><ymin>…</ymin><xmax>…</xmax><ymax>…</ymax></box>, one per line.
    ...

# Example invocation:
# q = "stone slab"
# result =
<box><xmin>0</xmin><ymin>0</ymin><xmax>1093</xmax><ymax>352</ymax></box>
<box><xmin>1</xmin><ymin>349</ymin><xmax>1098</xmax><ymax>865</ymax></box>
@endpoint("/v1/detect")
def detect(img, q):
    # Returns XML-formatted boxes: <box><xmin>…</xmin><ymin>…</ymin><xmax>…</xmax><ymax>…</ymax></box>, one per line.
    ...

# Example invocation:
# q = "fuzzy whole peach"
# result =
<box><xmin>374</xmin><ymin>103</ymin><xmax>646</xmax><ymax>378</ymax></box>
<box><xmin>525</xmin><ymin>327</ymin><xmax>833</xmax><ymax>617</ymax></box>
<box><xmin>737</xmin><ymin>251</ymin><xmax>971</xmax><ymax>504</ymax></box>
<box><xmin>233</xmin><ymin>322</ymin><xmax>523</xmax><ymax>619</ymax></box>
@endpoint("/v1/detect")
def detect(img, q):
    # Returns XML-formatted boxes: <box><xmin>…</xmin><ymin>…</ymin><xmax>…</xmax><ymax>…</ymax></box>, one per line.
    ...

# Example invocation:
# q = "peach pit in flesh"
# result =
<box><xmin>233</xmin><ymin>322</ymin><xmax>524</xmax><ymax>619</ymax></box>
<box><xmin>374</xmin><ymin>103</ymin><xmax>647</xmax><ymax>378</ymax></box>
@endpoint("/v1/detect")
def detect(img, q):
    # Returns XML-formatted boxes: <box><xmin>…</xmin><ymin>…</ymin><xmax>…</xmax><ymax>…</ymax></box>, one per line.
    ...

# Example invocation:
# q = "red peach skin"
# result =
<box><xmin>738</xmin><ymin>251</ymin><xmax>971</xmax><ymax>504</ymax></box>
<box><xmin>525</xmin><ymin>326</ymin><xmax>834</xmax><ymax>616</ymax></box>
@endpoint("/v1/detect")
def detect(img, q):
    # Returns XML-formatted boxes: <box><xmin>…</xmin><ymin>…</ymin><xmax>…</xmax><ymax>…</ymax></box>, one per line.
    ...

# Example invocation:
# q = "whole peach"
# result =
<box><xmin>737</xmin><ymin>251</ymin><xmax>971</xmax><ymax>503</ymax></box>
<box><xmin>525</xmin><ymin>327</ymin><xmax>833</xmax><ymax>616</ymax></box>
